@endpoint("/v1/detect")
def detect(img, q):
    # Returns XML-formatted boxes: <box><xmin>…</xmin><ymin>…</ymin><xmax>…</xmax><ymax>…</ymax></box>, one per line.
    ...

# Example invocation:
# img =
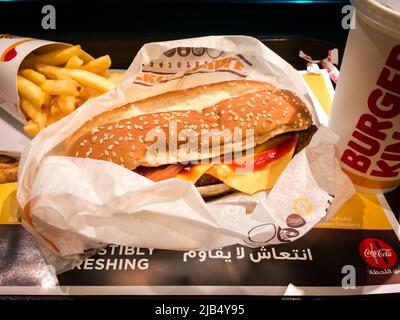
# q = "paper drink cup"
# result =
<box><xmin>328</xmin><ymin>0</ymin><xmax>400</xmax><ymax>193</ymax></box>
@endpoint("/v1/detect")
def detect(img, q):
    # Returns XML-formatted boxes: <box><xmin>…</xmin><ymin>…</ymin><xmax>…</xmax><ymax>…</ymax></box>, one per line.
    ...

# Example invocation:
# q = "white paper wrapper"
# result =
<box><xmin>16</xmin><ymin>36</ymin><xmax>355</xmax><ymax>273</ymax></box>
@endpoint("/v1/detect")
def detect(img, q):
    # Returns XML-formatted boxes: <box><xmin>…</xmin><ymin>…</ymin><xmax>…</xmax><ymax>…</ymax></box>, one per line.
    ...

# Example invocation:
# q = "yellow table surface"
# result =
<box><xmin>301</xmin><ymin>72</ymin><xmax>393</xmax><ymax>230</ymax></box>
<box><xmin>0</xmin><ymin>182</ymin><xmax>19</xmax><ymax>224</ymax></box>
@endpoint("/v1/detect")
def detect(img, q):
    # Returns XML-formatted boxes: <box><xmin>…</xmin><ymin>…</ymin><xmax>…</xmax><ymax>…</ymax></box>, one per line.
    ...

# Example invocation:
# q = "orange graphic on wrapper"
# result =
<box><xmin>0</xmin><ymin>39</ymin><xmax>32</xmax><ymax>62</ymax></box>
<box><xmin>134</xmin><ymin>56</ymin><xmax>248</xmax><ymax>86</ymax></box>
<box><xmin>293</xmin><ymin>197</ymin><xmax>314</xmax><ymax>217</ymax></box>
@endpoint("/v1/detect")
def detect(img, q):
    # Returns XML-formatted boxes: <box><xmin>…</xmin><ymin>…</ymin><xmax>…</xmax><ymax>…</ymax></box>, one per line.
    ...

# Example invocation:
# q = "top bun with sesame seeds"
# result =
<box><xmin>65</xmin><ymin>80</ymin><xmax>313</xmax><ymax>177</ymax></box>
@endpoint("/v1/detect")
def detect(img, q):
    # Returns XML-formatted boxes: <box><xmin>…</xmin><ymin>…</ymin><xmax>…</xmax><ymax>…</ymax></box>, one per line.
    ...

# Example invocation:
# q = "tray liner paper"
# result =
<box><xmin>16</xmin><ymin>36</ymin><xmax>354</xmax><ymax>273</ymax></box>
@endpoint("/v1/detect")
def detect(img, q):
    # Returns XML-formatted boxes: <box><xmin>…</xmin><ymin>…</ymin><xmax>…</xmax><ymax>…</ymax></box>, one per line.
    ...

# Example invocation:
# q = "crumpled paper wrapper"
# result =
<box><xmin>16</xmin><ymin>36</ymin><xmax>355</xmax><ymax>273</ymax></box>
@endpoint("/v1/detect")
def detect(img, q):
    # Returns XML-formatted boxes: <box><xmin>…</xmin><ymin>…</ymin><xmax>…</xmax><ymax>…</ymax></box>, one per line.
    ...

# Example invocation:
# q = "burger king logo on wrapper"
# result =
<box><xmin>359</xmin><ymin>238</ymin><xmax>398</xmax><ymax>269</ymax></box>
<box><xmin>135</xmin><ymin>49</ymin><xmax>251</xmax><ymax>87</ymax></box>
<box><xmin>0</xmin><ymin>38</ymin><xmax>32</xmax><ymax>62</ymax></box>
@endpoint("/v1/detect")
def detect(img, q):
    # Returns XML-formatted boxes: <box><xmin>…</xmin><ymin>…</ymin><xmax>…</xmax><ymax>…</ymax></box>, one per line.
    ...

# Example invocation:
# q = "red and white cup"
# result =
<box><xmin>328</xmin><ymin>0</ymin><xmax>400</xmax><ymax>193</ymax></box>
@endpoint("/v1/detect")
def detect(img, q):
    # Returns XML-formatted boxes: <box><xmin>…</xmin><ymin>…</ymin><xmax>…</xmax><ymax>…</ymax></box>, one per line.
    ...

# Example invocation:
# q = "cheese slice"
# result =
<box><xmin>205</xmin><ymin>145</ymin><xmax>295</xmax><ymax>194</ymax></box>
<box><xmin>174</xmin><ymin>134</ymin><xmax>296</xmax><ymax>193</ymax></box>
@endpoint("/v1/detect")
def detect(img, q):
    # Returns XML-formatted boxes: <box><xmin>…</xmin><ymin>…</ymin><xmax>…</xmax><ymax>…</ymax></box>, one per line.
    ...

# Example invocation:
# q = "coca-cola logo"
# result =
<box><xmin>359</xmin><ymin>238</ymin><xmax>398</xmax><ymax>269</ymax></box>
<box><xmin>364</xmin><ymin>248</ymin><xmax>392</xmax><ymax>258</ymax></box>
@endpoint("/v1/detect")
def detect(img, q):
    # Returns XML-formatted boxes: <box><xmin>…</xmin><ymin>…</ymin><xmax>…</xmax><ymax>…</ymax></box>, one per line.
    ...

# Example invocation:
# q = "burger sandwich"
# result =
<box><xmin>66</xmin><ymin>80</ymin><xmax>315</xmax><ymax>199</ymax></box>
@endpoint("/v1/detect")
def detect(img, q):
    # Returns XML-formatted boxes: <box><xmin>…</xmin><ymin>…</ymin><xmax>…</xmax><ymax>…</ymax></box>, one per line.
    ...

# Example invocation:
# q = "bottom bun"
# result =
<box><xmin>197</xmin><ymin>183</ymin><xmax>235</xmax><ymax>199</ymax></box>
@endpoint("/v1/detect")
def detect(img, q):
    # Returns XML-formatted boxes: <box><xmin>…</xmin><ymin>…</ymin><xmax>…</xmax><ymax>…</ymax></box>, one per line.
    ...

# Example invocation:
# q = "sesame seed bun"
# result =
<box><xmin>65</xmin><ymin>80</ymin><xmax>312</xmax><ymax>170</ymax></box>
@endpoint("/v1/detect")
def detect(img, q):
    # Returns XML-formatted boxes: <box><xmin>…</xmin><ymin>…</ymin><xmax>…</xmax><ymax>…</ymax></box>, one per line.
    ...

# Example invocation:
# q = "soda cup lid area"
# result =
<box><xmin>352</xmin><ymin>0</ymin><xmax>400</xmax><ymax>39</ymax></box>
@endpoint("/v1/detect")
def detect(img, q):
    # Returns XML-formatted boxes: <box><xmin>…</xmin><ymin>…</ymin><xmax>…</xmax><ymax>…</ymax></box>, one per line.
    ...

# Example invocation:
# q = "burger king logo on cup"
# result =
<box><xmin>328</xmin><ymin>0</ymin><xmax>400</xmax><ymax>193</ymax></box>
<box><xmin>359</xmin><ymin>238</ymin><xmax>398</xmax><ymax>269</ymax></box>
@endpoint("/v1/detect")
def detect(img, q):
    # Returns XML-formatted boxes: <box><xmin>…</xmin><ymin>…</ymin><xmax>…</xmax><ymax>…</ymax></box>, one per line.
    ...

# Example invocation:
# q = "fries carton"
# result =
<box><xmin>16</xmin><ymin>36</ymin><xmax>355</xmax><ymax>273</ymax></box>
<box><xmin>0</xmin><ymin>35</ymin><xmax>69</xmax><ymax>123</ymax></box>
<box><xmin>0</xmin><ymin>35</ymin><xmax>99</xmax><ymax>140</ymax></box>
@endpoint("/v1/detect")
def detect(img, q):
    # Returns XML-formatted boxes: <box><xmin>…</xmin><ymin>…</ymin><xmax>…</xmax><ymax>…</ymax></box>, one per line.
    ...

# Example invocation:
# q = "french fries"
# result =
<box><xmin>57</xmin><ymin>95</ymin><xmax>76</xmax><ymax>114</ymax></box>
<box><xmin>108</xmin><ymin>71</ymin><xmax>125</xmax><ymax>85</ymax></box>
<box><xmin>65</xmin><ymin>69</ymin><xmax>115</xmax><ymax>92</ymax></box>
<box><xmin>20</xmin><ymin>98</ymin><xmax>47</xmax><ymax>137</ymax></box>
<box><xmin>65</xmin><ymin>55</ymin><xmax>84</xmax><ymax>69</ymax></box>
<box><xmin>17</xmin><ymin>76</ymin><xmax>45</xmax><ymax>109</ymax></box>
<box><xmin>23</xmin><ymin>120</ymin><xmax>40</xmax><ymax>138</ymax></box>
<box><xmin>19</xmin><ymin>69</ymin><xmax>46</xmax><ymax>85</ymax></box>
<box><xmin>16</xmin><ymin>45</ymin><xmax>123</xmax><ymax>137</ymax></box>
<box><xmin>22</xmin><ymin>45</ymin><xmax>84</xmax><ymax>67</ymax></box>
<box><xmin>41</xmin><ymin>79</ymin><xmax>80</xmax><ymax>96</ymax></box>
<box><xmin>82</xmin><ymin>55</ymin><xmax>111</xmax><ymax>75</ymax></box>
<box><xmin>79</xmin><ymin>86</ymin><xmax>102</xmax><ymax>100</ymax></box>
<box><xmin>20</xmin><ymin>99</ymin><xmax>40</xmax><ymax>119</ymax></box>
<box><xmin>34</xmin><ymin>63</ymin><xmax>63</xmax><ymax>79</ymax></box>
<box><xmin>36</xmin><ymin>65</ymin><xmax>115</xmax><ymax>92</ymax></box>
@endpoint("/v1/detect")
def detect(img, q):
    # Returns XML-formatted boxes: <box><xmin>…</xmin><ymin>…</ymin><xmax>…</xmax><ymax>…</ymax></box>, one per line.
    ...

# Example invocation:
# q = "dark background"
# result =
<box><xmin>0</xmin><ymin>0</ymin><xmax>351</xmax><ymax>69</ymax></box>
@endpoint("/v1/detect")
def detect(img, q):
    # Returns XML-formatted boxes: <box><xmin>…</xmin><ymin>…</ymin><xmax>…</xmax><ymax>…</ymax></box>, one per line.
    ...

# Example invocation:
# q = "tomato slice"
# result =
<box><xmin>134</xmin><ymin>164</ymin><xmax>186</xmax><ymax>182</ymax></box>
<box><xmin>228</xmin><ymin>134</ymin><xmax>298</xmax><ymax>171</ymax></box>
<box><xmin>134</xmin><ymin>134</ymin><xmax>298</xmax><ymax>181</ymax></box>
